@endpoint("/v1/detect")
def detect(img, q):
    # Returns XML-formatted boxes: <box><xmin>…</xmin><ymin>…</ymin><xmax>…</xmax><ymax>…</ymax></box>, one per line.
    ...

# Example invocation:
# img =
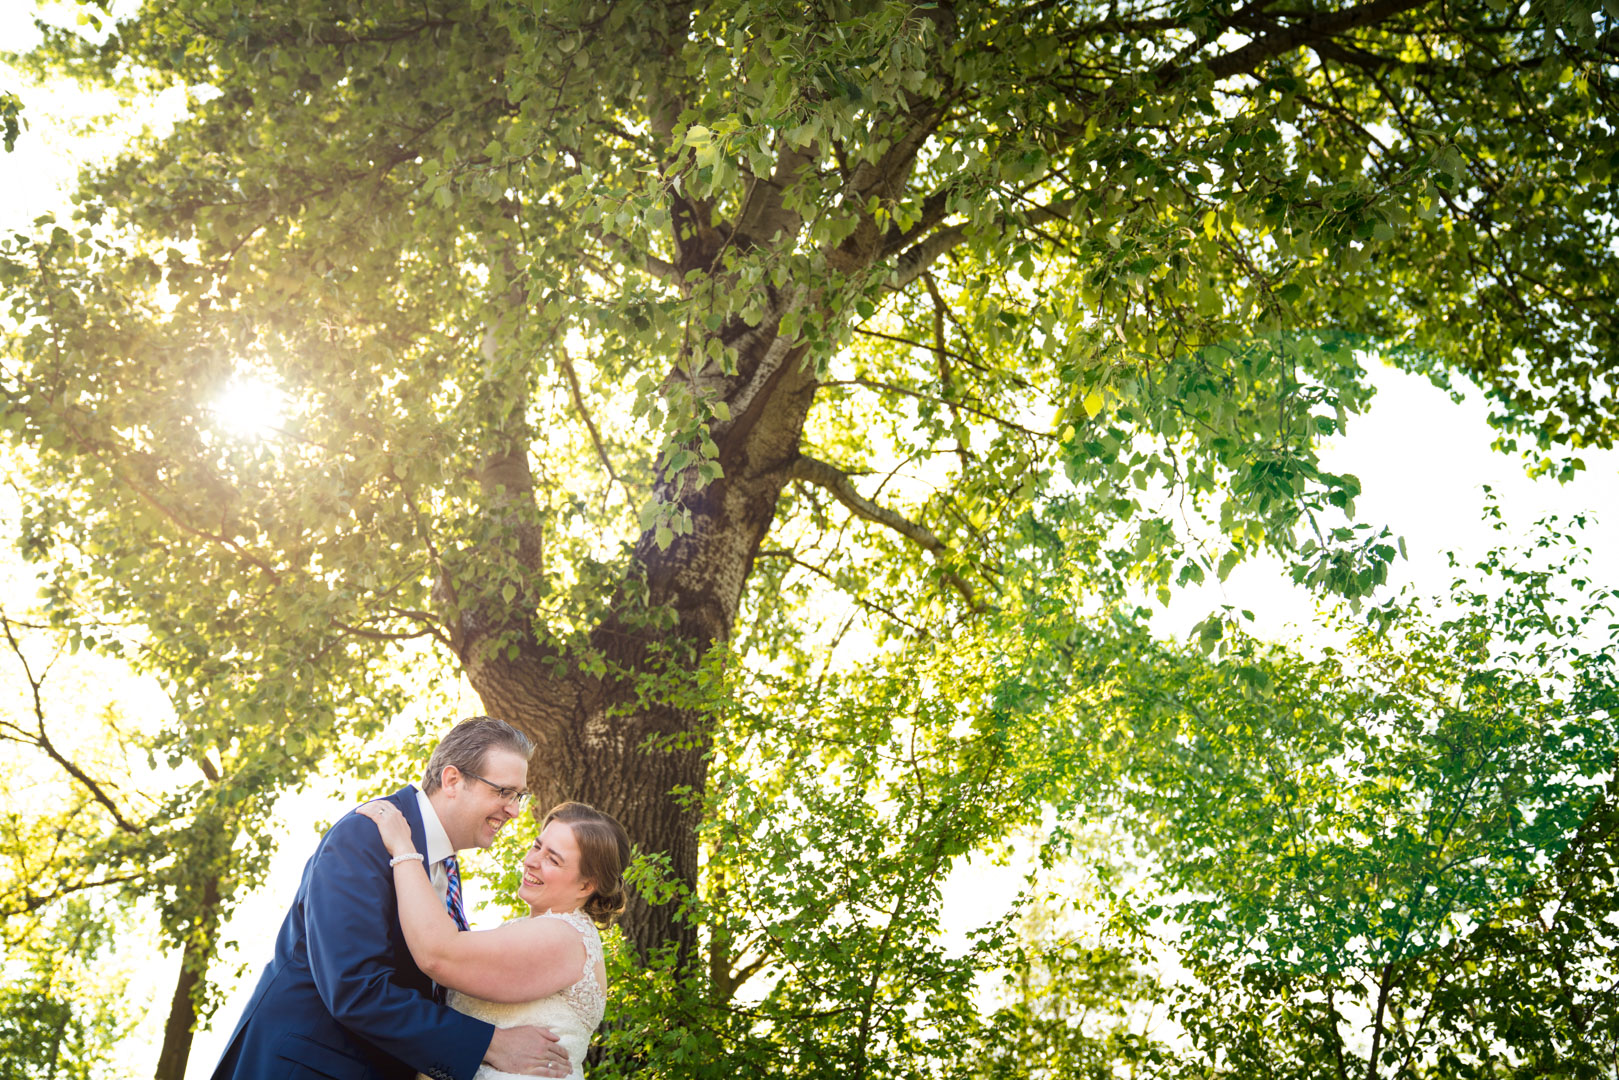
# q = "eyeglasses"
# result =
<box><xmin>460</xmin><ymin>770</ymin><xmax>531</xmax><ymax>808</ymax></box>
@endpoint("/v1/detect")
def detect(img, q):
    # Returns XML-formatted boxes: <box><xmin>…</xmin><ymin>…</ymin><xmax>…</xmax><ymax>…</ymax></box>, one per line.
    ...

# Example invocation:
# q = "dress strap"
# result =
<box><xmin>578</xmin><ymin>919</ymin><xmax>603</xmax><ymax>968</ymax></box>
<box><xmin>539</xmin><ymin>909</ymin><xmax>601</xmax><ymax>957</ymax></box>
<box><xmin>537</xmin><ymin>909</ymin><xmax>604</xmax><ymax>998</ymax></box>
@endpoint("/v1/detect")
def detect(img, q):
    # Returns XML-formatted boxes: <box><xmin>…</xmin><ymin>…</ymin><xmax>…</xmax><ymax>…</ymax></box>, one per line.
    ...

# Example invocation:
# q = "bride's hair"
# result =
<box><xmin>543</xmin><ymin>802</ymin><xmax>632</xmax><ymax>927</ymax></box>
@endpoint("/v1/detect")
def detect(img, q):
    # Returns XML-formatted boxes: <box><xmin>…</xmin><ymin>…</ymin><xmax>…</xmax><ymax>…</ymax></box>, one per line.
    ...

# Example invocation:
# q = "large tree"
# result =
<box><xmin>2</xmin><ymin>0</ymin><xmax>1615</xmax><ymax>1069</ymax></box>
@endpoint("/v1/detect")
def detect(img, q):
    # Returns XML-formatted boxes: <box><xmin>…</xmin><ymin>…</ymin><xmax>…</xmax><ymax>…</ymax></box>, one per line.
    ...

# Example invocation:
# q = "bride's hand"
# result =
<box><xmin>355</xmin><ymin>800</ymin><xmax>415</xmax><ymax>857</ymax></box>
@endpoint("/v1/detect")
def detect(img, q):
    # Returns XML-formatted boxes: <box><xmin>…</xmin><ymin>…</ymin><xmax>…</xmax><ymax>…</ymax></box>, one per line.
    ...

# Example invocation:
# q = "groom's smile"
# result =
<box><xmin>437</xmin><ymin>747</ymin><xmax>531</xmax><ymax>851</ymax></box>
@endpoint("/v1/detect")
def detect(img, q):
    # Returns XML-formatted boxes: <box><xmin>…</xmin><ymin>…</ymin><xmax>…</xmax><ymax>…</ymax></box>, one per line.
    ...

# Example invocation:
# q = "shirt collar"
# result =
<box><xmin>415</xmin><ymin>787</ymin><xmax>454</xmax><ymax>867</ymax></box>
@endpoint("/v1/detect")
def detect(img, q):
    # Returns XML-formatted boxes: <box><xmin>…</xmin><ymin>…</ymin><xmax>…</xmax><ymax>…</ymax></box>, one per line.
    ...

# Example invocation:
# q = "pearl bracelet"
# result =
<box><xmin>389</xmin><ymin>852</ymin><xmax>425</xmax><ymax>867</ymax></box>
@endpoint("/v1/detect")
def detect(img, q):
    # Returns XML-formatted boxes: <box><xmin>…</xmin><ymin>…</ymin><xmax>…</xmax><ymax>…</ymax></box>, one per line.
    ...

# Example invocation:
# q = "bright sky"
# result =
<box><xmin>3</xmin><ymin>6</ymin><xmax>1617</xmax><ymax>1077</ymax></box>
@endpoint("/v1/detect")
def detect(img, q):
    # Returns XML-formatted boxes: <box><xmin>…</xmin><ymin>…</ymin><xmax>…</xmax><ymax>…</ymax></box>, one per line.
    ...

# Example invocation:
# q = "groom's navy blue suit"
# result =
<box><xmin>209</xmin><ymin>785</ymin><xmax>493</xmax><ymax>1080</ymax></box>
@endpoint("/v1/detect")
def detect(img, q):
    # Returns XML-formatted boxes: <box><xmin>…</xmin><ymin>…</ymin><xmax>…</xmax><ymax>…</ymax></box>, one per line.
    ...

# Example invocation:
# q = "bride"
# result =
<box><xmin>357</xmin><ymin>798</ymin><xmax>631</xmax><ymax>1080</ymax></box>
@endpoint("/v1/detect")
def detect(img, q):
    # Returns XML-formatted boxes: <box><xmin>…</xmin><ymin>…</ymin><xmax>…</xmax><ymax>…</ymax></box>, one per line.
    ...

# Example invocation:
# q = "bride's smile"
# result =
<box><xmin>517</xmin><ymin>821</ymin><xmax>594</xmax><ymax>916</ymax></box>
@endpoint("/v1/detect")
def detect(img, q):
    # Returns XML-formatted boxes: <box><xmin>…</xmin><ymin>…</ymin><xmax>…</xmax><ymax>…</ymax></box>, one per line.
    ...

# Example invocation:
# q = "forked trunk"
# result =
<box><xmin>460</xmin><ymin>336</ymin><xmax>820</xmax><ymax>961</ymax></box>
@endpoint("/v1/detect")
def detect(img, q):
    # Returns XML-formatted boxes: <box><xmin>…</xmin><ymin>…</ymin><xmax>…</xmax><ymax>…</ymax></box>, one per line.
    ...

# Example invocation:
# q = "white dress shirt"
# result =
<box><xmin>414</xmin><ymin>787</ymin><xmax>455</xmax><ymax>907</ymax></box>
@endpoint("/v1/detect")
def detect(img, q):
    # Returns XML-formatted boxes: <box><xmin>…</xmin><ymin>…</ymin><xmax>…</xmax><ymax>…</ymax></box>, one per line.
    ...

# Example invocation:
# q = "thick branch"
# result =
<box><xmin>474</xmin><ymin>304</ymin><xmax>544</xmax><ymax>573</ymax></box>
<box><xmin>1196</xmin><ymin>0</ymin><xmax>1434</xmax><ymax>84</ymax></box>
<box><xmin>890</xmin><ymin>223</ymin><xmax>968</xmax><ymax>290</ymax></box>
<box><xmin>784</xmin><ymin>456</ymin><xmax>979</xmax><ymax>606</ymax></box>
<box><xmin>787</xmin><ymin>456</ymin><xmax>946</xmax><ymax>554</ymax></box>
<box><xmin>880</xmin><ymin>187</ymin><xmax>956</xmax><ymax>259</ymax></box>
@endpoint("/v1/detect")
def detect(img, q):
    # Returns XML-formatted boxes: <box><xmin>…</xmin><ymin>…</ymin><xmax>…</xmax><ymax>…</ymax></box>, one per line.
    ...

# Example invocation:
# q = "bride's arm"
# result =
<box><xmin>412</xmin><ymin>912</ymin><xmax>590</xmax><ymax>1004</ymax></box>
<box><xmin>356</xmin><ymin>802</ymin><xmax>590</xmax><ymax>1004</ymax></box>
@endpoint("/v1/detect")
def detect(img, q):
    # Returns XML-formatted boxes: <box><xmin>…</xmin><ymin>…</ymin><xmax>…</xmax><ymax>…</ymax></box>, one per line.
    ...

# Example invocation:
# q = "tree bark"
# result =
<box><xmin>449</xmin><ymin>0</ymin><xmax>945</xmax><ymax>960</ymax></box>
<box><xmin>461</xmin><ymin>323</ymin><xmax>820</xmax><ymax>960</ymax></box>
<box><xmin>445</xmin><ymin>5</ymin><xmax>950</xmax><ymax>956</ymax></box>
<box><xmin>153</xmin><ymin>872</ymin><xmax>221</xmax><ymax>1080</ymax></box>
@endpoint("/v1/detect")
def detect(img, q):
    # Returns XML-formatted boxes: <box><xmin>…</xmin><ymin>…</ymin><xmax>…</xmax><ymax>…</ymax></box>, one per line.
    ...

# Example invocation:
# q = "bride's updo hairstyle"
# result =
<box><xmin>543</xmin><ymin>801</ymin><xmax>632</xmax><ymax>927</ymax></box>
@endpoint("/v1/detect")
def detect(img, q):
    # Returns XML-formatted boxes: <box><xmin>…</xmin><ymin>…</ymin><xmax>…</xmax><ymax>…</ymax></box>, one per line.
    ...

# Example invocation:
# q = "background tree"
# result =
<box><xmin>0</xmin><ymin>594</ymin><xmax>259</xmax><ymax>1080</ymax></box>
<box><xmin>0</xmin><ymin>899</ymin><xmax>134</xmax><ymax>1080</ymax></box>
<box><xmin>557</xmin><ymin>513</ymin><xmax>1617</xmax><ymax>1080</ymax></box>
<box><xmin>1</xmin><ymin>0</ymin><xmax>1615</xmax><ymax>1072</ymax></box>
<box><xmin>0</xmin><ymin>539</ymin><xmax>441</xmax><ymax>1079</ymax></box>
<box><xmin>1089</xmin><ymin>516</ymin><xmax>1619</xmax><ymax>1078</ymax></box>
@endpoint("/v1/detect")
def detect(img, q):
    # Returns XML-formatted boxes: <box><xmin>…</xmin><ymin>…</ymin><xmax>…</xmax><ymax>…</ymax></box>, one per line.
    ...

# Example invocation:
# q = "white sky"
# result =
<box><xmin>3</xmin><ymin>6</ymin><xmax>1617</xmax><ymax>1077</ymax></box>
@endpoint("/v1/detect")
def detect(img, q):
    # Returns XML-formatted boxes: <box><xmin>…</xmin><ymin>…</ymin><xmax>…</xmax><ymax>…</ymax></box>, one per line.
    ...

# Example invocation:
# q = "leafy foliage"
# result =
<box><xmin>0</xmin><ymin>0</ymin><xmax>1615</xmax><ymax>1071</ymax></box>
<box><xmin>576</xmin><ymin>617</ymin><xmax>1170</xmax><ymax>1080</ymax></box>
<box><xmin>1093</xmin><ymin>515</ymin><xmax>1619</xmax><ymax>1077</ymax></box>
<box><xmin>0</xmin><ymin>900</ymin><xmax>133</xmax><ymax>1080</ymax></box>
<box><xmin>979</xmin><ymin>900</ymin><xmax>1167</xmax><ymax>1080</ymax></box>
<box><xmin>521</xmin><ymin>514</ymin><xmax>1614</xmax><ymax>1079</ymax></box>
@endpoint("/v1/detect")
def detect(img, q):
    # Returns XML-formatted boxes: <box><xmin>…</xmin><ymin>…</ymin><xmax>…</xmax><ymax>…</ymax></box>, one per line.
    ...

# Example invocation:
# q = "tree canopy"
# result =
<box><xmin>0</xmin><ymin>0</ymin><xmax>1615</xmax><ymax>1075</ymax></box>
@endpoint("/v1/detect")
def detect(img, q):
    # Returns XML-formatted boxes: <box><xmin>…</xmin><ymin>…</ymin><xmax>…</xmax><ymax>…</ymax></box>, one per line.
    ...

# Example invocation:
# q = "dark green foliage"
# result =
<box><xmin>0</xmin><ymin>901</ymin><xmax>130</xmax><ymax>1080</ymax></box>
<box><xmin>0</xmin><ymin>0</ymin><xmax>1615</xmax><ymax>1073</ymax></box>
<box><xmin>1094</xmin><ymin>515</ymin><xmax>1619</xmax><ymax>1077</ymax></box>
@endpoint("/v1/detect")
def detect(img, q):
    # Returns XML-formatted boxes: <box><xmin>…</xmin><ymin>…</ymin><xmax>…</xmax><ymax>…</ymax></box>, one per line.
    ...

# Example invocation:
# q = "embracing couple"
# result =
<box><xmin>209</xmin><ymin>717</ymin><xmax>631</xmax><ymax>1080</ymax></box>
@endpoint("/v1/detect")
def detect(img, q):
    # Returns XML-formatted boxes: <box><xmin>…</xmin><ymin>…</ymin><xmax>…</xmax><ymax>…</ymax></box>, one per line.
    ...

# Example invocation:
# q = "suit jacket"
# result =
<box><xmin>209</xmin><ymin>785</ymin><xmax>493</xmax><ymax>1080</ymax></box>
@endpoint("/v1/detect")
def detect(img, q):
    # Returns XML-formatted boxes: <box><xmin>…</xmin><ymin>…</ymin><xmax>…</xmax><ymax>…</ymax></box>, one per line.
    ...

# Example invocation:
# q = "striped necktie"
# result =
<box><xmin>443</xmin><ymin>854</ymin><xmax>470</xmax><ymax>931</ymax></box>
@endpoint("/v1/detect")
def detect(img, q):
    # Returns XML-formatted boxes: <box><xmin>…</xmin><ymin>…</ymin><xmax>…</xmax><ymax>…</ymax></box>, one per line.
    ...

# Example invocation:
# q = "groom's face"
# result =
<box><xmin>439</xmin><ymin>748</ymin><xmax>530</xmax><ymax>850</ymax></box>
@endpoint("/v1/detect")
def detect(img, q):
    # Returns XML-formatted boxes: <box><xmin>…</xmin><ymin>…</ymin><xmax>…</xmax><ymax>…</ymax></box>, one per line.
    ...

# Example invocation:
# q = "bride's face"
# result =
<box><xmin>518</xmin><ymin>820</ymin><xmax>593</xmax><ymax>915</ymax></box>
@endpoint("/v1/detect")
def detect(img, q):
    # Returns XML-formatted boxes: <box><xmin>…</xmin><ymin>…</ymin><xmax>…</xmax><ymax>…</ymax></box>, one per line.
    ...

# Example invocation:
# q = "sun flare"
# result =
<box><xmin>209</xmin><ymin>376</ymin><xmax>288</xmax><ymax>441</ymax></box>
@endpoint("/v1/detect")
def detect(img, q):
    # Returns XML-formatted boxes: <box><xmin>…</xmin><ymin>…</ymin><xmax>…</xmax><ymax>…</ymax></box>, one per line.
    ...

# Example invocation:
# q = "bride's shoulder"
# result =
<box><xmin>491</xmin><ymin>911</ymin><xmax>590</xmax><ymax>960</ymax></box>
<box><xmin>535</xmin><ymin>908</ymin><xmax>598</xmax><ymax>936</ymax></box>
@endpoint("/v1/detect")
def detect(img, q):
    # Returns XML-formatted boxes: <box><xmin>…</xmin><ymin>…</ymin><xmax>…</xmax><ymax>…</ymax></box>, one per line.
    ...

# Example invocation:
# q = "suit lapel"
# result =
<box><xmin>392</xmin><ymin>784</ymin><xmax>428</xmax><ymax>859</ymax></box>
<box><xmin>390</xmin><ymin>785</ymin><xmax>448</xmax><ymax>1003</ymax></box>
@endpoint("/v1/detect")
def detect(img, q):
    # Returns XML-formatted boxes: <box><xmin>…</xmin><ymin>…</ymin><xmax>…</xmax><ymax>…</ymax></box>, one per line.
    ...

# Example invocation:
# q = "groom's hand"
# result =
<box><xmin>485</xmin><ymin>1025</ymin><xmax>571</xmax><ymax>1077</ymax></box>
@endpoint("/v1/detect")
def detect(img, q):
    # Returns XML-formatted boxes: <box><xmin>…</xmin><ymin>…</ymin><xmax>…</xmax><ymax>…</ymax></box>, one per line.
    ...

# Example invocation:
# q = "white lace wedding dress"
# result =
<box><xmin>421</xmin><ymin>909</ymin><xmax>607</xmax><ymax>1080</ymax></box>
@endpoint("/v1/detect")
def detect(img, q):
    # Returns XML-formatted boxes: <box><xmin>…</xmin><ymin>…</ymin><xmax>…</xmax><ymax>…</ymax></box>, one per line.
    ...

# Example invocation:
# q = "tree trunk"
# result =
<box><xmin>153</xmin><ymin>873</ymin><xmax>220</xmax><ymax>1080</ymax></box>
<box><xmin>461</xmin><ymin>330</ymin><xmax>819</xmax><ymax>961</ymax></box>
<box><xmin>448</xmin><ymin>20</ymin><xmax>940</xmax><ymax>957</ymax></box>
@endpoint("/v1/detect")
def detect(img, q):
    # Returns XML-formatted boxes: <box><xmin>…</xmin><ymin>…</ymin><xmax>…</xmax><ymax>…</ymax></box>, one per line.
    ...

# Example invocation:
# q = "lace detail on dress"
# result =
<box><xmin>425</xmin><ymin>910</ymin><xmax>607</xmax><ymax>1080</ymax></box>
<box><xmin>537</xmin><ymin>907</ymin><xmax>606</xmax><ymax>1030</ymax></box>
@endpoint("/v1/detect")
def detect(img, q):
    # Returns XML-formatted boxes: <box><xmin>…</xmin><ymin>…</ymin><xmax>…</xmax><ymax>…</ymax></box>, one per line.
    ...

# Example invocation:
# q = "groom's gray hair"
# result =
<box><xmin>422</xmin><ymin>716</ymin><xmax>534</xmax><ymax>795</ymax></box>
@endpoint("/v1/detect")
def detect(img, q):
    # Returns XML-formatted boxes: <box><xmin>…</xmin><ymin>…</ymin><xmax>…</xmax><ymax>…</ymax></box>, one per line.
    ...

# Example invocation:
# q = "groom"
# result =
<box><xmin>210</xmin><ymin>717</ymin><xmax>571</xmax><ymax>1080</ymax></box>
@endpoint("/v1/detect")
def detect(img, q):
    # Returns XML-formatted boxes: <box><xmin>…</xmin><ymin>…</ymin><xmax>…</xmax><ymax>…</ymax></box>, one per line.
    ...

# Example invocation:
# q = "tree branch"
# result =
<box><xmin>880</xmin><ymin>187</ymin><xmax>956</xmax><ymax>259</ymax></box>
<box><xmin>784</xmin><ymin>456</ymin><xmax>980</xmax><ymax>607</ymax></box>
<box><xmin>585</xmin><ymin>224</ymin><xmax>680</xmax><ymax>284</ymax></box>
<box><xmin>1195</xmin><ymin>0</ymin><xmax>1434</xmax><ymax>85</ymax></box>
<box><xmin>558</xmin><ymin>348</ymin><xmax>635</xmax><ymax>509</ymax></box>
<box><xmin>0</xmin><ymin>612</ymin><xmax>142</xmax><ymax>835</ymax></box>
<box><xmin>1</xmin><ymin>872</ymin><xmax>149</xmax><ymax>918</ymax></box>
<box><xmin>823</xmin><ymin>377</ymin><xmax>1052</xmax><ymax>440</ymax></box>
<box><xmin>890</xmin><ymin>223</ymin><xmax>968</xmax><ymax>290</ymax></box>
<box><xmin>755</xmin><ymin>549</ymin><xmax>931</xmax><ymax>637</ymax></box>
<box><xmin>922</xmin><ymin>271</ymin><xmax>973</xmax><ymax>468</ymax></box>
<box><xmin>888</xmin><ymin>195</ymin><xmax>1077</xmax><ymax>289</ymax></box>
<box><xmin>885</xmin><ymin>0</ymin><xmax>1434</xmax><ymax>291</ymax></box>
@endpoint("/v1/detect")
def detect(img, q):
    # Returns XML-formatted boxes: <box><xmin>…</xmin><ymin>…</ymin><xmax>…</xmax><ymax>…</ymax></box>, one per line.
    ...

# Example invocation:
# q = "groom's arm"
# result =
<box><xmin>304</xmin><ymin>812</ymin><xmax>496</xmax><ymax>1080</ymax></box>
